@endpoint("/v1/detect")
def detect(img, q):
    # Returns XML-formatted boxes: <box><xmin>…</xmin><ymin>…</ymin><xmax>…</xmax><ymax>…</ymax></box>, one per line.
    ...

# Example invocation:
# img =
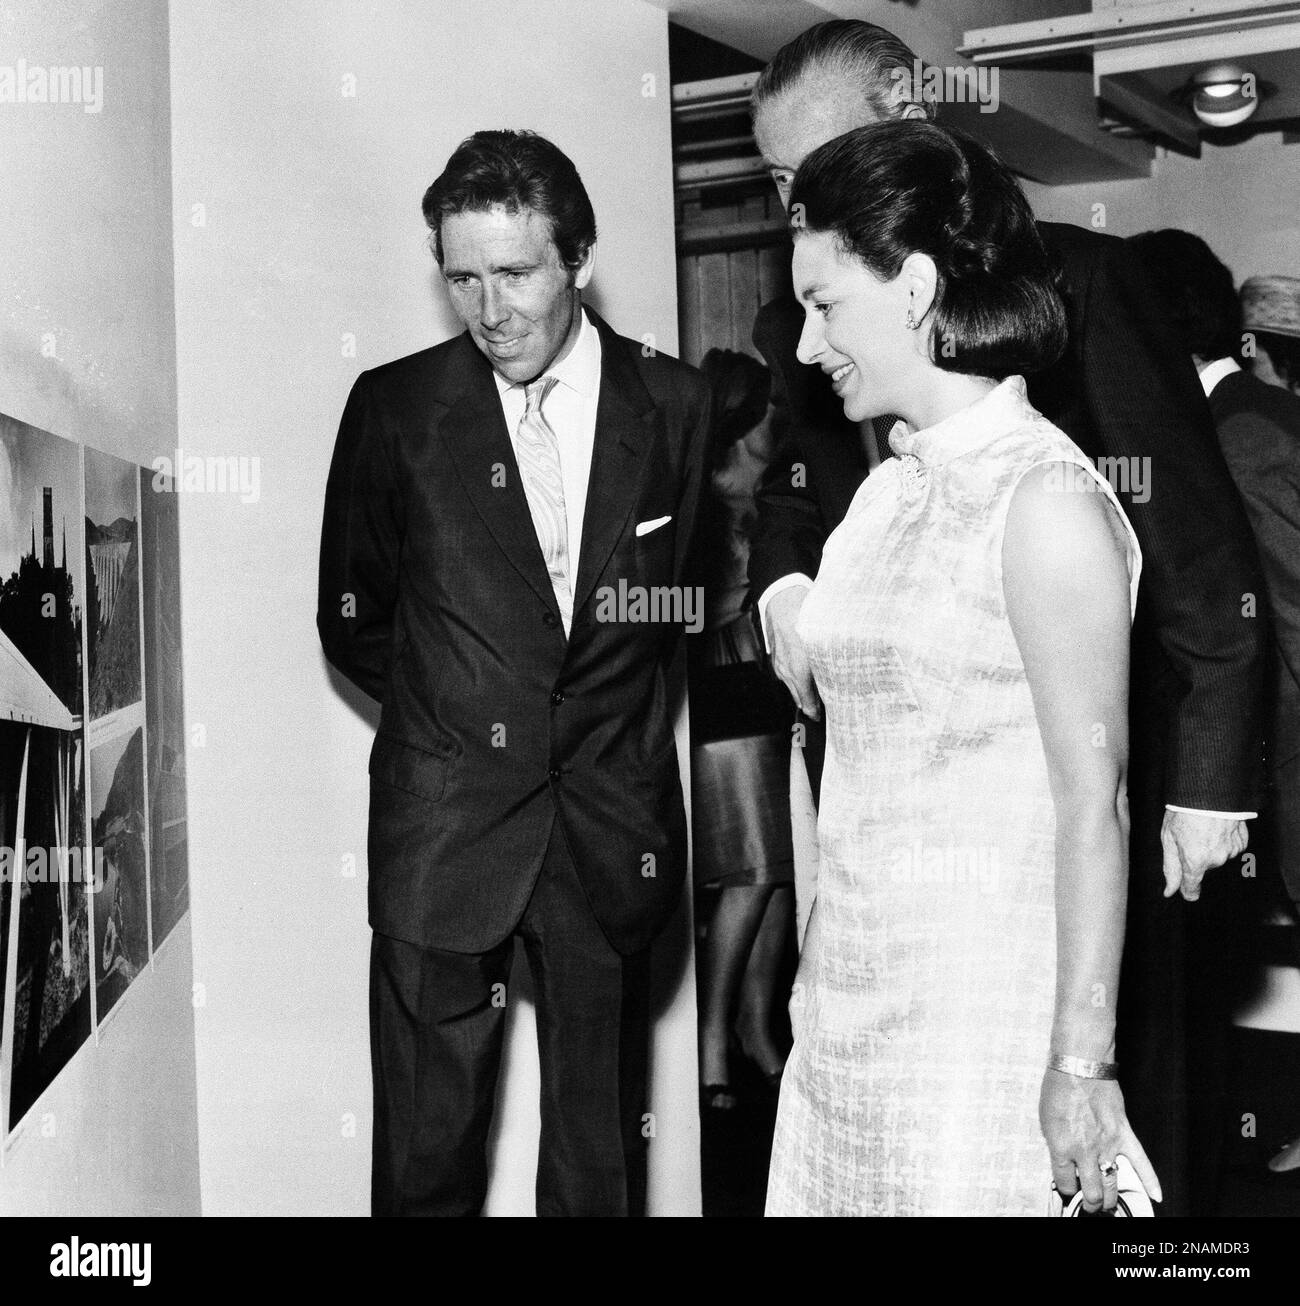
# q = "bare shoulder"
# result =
<box><xmin>1005</xmin><ymin>459</ymin><xmax>1131</xmax><ymax>581</ymax></box>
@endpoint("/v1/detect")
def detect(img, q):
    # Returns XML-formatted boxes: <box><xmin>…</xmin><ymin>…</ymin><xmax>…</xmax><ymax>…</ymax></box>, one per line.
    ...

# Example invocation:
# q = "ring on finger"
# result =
<box><xmin>1099</xmin><ymin>1159</ymin><xmax>1118</xmax><ymax>1180</ymax></box>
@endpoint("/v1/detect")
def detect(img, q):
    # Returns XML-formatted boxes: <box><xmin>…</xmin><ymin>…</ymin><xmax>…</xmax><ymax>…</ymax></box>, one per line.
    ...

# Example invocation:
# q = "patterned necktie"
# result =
<box><xmin>515</xmin><ymin>375</ymin><xmax>571</xmax><ymax>632</ymax></box>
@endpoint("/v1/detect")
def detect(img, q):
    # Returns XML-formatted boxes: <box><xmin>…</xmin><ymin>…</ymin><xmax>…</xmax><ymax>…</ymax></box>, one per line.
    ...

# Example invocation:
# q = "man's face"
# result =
<box><xmin>753</xmin><ymin>75</ymin><xmax>882</xmax><ymax>210</ymax></box>
<box><xmin>440</xmin><ymin>204</ymin><xmax>594</xmax><ymax>384</ymax></box>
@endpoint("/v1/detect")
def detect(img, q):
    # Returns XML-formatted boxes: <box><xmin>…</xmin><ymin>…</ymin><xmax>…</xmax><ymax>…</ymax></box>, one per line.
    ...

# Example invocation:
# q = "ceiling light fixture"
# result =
<box><xmin>1190</xmin><ymin>62</ymin><xmax>1260</xmax><ymax>128</ymax></box>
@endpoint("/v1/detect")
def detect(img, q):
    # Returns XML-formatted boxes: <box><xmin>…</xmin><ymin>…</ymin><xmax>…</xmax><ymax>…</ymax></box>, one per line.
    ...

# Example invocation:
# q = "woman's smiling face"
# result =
<box><xmin>792</xmin><ymin>227</ymin><xmax>919</xmax><ymax>424</ymax></box>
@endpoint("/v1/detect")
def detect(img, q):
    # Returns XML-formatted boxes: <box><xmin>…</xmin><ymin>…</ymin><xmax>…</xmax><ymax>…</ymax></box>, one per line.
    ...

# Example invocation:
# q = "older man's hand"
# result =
<box><xmin>764</xmin><ymin>584</ymin><xmax>821</xmax><ymax>721</ymax></box>
<box><xmin>1160</xmin><ymin>810</ymin><xmax>1249</xmax><ymax>902</ymax></box>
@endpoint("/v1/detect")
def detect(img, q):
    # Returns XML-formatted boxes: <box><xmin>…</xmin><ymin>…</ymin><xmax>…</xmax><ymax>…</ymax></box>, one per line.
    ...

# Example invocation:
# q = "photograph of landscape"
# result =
<box><xmin>84</xmin><ymin>447</ymin><xmax>141</xmax><ymax>722</ymax></box>
<box><xmin>89</xmin><ymin>725</ymin><xmax>148</xmax><ymax>1025</ymax></box>
<box><xmin>140</xmin><ymin>469</ymin><xmax>189</xmax><ymax>950</ymax></box>
<box><xmin>0</xmin><ymin>413</ymin><xmax>92</xmax><ymax>1133</ymax></box>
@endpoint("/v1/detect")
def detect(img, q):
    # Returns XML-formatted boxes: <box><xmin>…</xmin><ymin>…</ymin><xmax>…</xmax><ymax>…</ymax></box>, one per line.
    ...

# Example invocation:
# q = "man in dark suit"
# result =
<box><xmin>1217</xmin><ymin>370</ymin><xmax>1300</xmax><ymax>914</ymax></box>
<box><xmin>746</xmin><ymin>22</ymin><xmax>1266</xmax><ymax>1216</ymax></box>
<box><xmin>1131</xmin><ymin>237</ymin><xmax>1299</xmax><ymax>895</ymax></box>
<box><xmin>1132</xmin><ymin>230</ymin><xmax>1300</xmax><ymax>1183</ymax></box>
<box><xmin>318</xmin><ymin>130</ymin><xmax>709</xmax><ymax>1216</ymax></box>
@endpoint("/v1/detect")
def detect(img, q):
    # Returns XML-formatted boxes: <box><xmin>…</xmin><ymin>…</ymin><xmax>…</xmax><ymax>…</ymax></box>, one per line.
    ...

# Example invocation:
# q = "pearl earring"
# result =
<box><xmin>905</xmin><ymin>306</ymin><xmax>919</xmax><ymax>331</ymax></box>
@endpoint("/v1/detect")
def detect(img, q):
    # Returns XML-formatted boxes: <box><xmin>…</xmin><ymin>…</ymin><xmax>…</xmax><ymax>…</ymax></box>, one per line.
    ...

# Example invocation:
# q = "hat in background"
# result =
<box><xmin>1241</xmin><ymin>275</ymin><xmax>1300</xmax><ymax>340</ymax></box>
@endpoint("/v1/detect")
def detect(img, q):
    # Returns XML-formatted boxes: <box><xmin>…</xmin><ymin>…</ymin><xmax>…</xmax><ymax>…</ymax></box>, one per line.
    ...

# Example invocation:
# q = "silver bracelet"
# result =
<box><xmin>1048</xmin><ymin>1052</ymin><xmax>1119</xmax><ymax>1080</ymax></box>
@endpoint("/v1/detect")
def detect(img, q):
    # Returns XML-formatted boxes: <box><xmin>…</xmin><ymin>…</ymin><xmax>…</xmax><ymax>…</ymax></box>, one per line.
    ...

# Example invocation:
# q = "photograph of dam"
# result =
<box><xmin>84</xmin><ymin>447</ymin><xmax>141</xmax><ymax>721</ymax></box>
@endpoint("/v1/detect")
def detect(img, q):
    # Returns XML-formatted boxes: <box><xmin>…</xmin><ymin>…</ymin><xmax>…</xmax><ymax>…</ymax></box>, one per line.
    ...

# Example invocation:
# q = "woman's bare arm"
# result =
<box><xmin>1003</xmin><ymin>461</ymin><xmax>1160</xmax><ymax>1211</ymax></box>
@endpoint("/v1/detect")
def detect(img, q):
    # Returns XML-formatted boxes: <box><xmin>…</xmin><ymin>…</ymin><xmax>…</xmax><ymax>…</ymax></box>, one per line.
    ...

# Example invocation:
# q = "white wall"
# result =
<box><xmin>1023</xmin><ymin>132</ymin><xmax>1300</xmax><ymax>281</ymax></box>
<box><xmin>0</xmin><ymin>0</ymin><xmax>200</xmax><ymax>1215</ymax></box>
<box><xmin>168</xmin><ymin>0</ymin><xmax>698</xmax><ymax>1215</ymax></box>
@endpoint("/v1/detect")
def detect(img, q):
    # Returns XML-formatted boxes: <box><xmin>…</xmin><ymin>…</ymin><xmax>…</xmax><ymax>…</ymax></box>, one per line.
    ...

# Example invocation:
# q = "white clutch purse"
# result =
<box><xmin>1048</xmin><ymin>1155</ymin><xmax>1155</xmax><ymax>1217</ymax></box>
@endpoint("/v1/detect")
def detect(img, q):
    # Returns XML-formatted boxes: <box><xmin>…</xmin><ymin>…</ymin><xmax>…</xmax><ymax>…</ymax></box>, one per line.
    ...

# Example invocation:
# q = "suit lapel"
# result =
<box><xmin>432</xmin><ymin>317</ymin><xmax>659</xmax><ymax>623</ymax></box>
<box><xmin>571</xmin><ymin>314</ymin><xmax>657</xmax><ymax>619</ymax></box>
<box><xmin>435</xmin><ymin>335</ymin><xmax>560</xmax><ymax>614</ymax></box>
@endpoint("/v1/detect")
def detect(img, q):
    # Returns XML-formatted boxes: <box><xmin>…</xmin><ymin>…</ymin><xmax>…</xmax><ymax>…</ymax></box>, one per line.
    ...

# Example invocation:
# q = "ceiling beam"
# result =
<box><xmin>961</xmin><ymin>0</ymin><xmax>1300</xmax><ymax>63</ymax></box>
<box><xmin>1095</xmin><ymin>71</ymin><xmax>1202</xmax><ymax>150</ymax></box>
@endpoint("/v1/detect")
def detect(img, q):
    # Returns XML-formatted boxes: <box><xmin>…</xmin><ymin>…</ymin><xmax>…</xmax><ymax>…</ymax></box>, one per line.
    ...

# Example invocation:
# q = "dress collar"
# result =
<box><xmin>888</xmin><ymin>376</ymin><xmax>1035</xmax><ymax>467</ymax></box>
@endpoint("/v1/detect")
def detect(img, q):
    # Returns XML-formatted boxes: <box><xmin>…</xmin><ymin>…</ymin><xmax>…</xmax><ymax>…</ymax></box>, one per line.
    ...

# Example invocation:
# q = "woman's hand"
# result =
<box><xmin>788</xmin><ymin>978</ymin><xmax>809</xmax><ymax>1044</ymax></box>
<box><xmin>787</xmin><ymin>900</ymin><xmax>821</xmax><ymax>1043</ymax></box>
<box><xmin>1039</xmin><ymin>1069</ymin><xmax>1162</xmax><ymax>1212</ymax></box>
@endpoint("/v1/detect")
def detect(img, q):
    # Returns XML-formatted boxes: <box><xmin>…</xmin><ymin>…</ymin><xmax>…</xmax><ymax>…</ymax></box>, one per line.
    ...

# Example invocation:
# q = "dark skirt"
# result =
<box><xmin>688</xmin><ymin>611</ymin><xmax>796</xmax><ymax>890</ymax></box>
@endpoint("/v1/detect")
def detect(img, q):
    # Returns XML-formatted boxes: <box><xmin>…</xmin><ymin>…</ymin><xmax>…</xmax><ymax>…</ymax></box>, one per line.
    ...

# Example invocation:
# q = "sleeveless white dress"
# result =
<box><xmin>765</xmin><ymin>377</ymin><xmax>1141</xmax><ymax>1216</ymax></box>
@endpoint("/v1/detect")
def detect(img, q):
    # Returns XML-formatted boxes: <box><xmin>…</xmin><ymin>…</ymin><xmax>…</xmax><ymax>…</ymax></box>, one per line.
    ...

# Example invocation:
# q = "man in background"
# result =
<box><xmin>1133</xmin><ymin>233</ymin><xmax>1300</xmax><ymax>1179</ymax></box>
<box><xmin>1242</xmin><ymin>275</ymin><xmax>1300</xmax><ymax>396</ymax></box>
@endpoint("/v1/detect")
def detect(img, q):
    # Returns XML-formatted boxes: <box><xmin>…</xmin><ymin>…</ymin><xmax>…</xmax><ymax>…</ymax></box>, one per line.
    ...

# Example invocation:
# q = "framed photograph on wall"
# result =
<box><xmin>0</xmin><ymin>414</ymin><xmax>93</xmax><ymax>1137</ymax></box>
<box><xmin>84</xmin><ymin>446</ymin><xmax>142</xmax><ymax>724</ymax></box>
<box><xmin>82</xmin><ymin>447</ymin><xmax>153</xmax><ymax>1032</ymax></box>
<box><xmin>139</xmin><ymin>468</ymin><xmax>188</xmax><ymax>952</ymax></box>
<box><xmin>88</xmin><ymin>722</ymin><xmax>149</xmax><ymax>1026</ymax></box>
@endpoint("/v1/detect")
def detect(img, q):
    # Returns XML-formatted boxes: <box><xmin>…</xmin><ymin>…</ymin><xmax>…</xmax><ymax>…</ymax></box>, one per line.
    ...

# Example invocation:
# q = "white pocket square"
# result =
<box><xmin>635</xmin><ymin>515</ymin><xmax>672</xmax><ymax>537</ymax></box>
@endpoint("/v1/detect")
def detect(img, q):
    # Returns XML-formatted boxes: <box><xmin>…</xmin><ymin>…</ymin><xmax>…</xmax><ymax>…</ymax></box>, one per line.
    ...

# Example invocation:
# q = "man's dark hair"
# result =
<box><xmin>789</xmin><ymin>120</ymin><xmax>1066</xmax><ymax>380</ymax></box>
<box><xmin>752</xmin><ymin>20</ymin><xmax>934</xmax><ymax>122</ymax></box>
<box><xmin>422</xmin><ymin>130</ymin><xmax>597</xmax><ymax>270</ymax></box>
<box><xmin>1127</xmin><ymin>229</ymin><xmax>1241</xmax><ymax>362</ymax></box>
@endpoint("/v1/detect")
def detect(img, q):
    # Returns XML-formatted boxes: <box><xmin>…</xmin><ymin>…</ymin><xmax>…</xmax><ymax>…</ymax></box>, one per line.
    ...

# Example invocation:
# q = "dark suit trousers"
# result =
<box><xmin>1118</xmin><ymin>710</ymin><xmax>1256</xmax><ymax>1218</ymax></box>
<box><xmin>369</xmin><ymin>817</ymin><xmax>651</xmax><ymax>1216</ymax></box>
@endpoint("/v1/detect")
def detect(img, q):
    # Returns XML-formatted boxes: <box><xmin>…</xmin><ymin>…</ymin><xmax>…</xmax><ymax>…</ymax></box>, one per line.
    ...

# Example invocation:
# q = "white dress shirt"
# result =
<box><xmin>493</xmin><ymin>306</ymin><xmax>602</xmax><ymax>630</ymax></box>
<box><xmin>1198</xmin><ymin>354</ymin><xmax>1241</xmax><ymax>398</ymax></box>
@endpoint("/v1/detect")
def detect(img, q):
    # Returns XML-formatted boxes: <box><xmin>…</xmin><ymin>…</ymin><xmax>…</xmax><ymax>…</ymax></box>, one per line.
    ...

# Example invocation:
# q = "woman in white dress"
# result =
<box><xmin>765</xmin><ymin>121</ymin><xmax>1162</xmax><ymax>1216</ymax></box>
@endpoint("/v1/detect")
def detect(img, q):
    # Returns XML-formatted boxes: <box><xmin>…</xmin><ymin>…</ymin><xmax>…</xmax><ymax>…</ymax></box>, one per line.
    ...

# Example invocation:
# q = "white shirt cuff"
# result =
<box><xmin>757</xmin><ymin>573</ymin><xmax>815</xmax><ymax>653</ymax></box>
<box><xmin>1165</xmin><ymin>805</ymin><xmax>1258</xmax><ymax>820</ymax></box>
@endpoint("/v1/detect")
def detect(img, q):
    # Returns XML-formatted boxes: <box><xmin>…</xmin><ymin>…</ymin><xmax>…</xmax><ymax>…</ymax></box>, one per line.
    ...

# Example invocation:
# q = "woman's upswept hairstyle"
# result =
<box><xmin>422</xmin><ymin>129</ymin><xmax>596</xmax><ymax>271</ymax></box>
<box><xmin>789</xmin><ymin>120</ymin><xmax>1067</xmax><ymax>380</ymax></box>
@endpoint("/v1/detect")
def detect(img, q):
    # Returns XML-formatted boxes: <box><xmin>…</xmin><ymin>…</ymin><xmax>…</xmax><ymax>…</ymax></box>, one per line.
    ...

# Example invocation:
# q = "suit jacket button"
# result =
<box><xmin>550</xmin><ymin>689</ymin><xmax>565</xmax><ymax>706</ymax></box>
<box><xmin>548</xmin><ymin>766</ymin><xmax>562</xmax><ymax>780</ymax></box>
<box><xmin>542</xmin><ymin>611</ymin><xmax>559</xmax><ymax>628</ymax></box>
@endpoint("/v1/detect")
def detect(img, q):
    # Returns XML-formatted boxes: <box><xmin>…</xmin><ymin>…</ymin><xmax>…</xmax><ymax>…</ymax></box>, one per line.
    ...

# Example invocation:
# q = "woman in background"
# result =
<box><xmin>765</xmin><ymin>121</ymin><xmax>1160</xmax><ymax>1215</ymax></box>
<box><xmin>689</xmin><ymin>349</ymin><xmax>796</xmax><ymax>1111</ymax></box>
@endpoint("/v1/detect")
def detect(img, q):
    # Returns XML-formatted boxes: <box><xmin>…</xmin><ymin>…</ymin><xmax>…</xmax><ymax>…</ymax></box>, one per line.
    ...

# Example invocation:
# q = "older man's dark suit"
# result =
<box><xmin>749</xmin><ymin>223</ymin><xmax>1266</xmax><ymax>1216</ymax></box>
<box><xmin>319</xmin><ymin>309</ymin><xmax>709</xmax><ymax>1215</ymax></box>
<box><xmin>1210</xmin><ymin>370</ymin><xmax>1300</xmax><ymax>907</ymax></box>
